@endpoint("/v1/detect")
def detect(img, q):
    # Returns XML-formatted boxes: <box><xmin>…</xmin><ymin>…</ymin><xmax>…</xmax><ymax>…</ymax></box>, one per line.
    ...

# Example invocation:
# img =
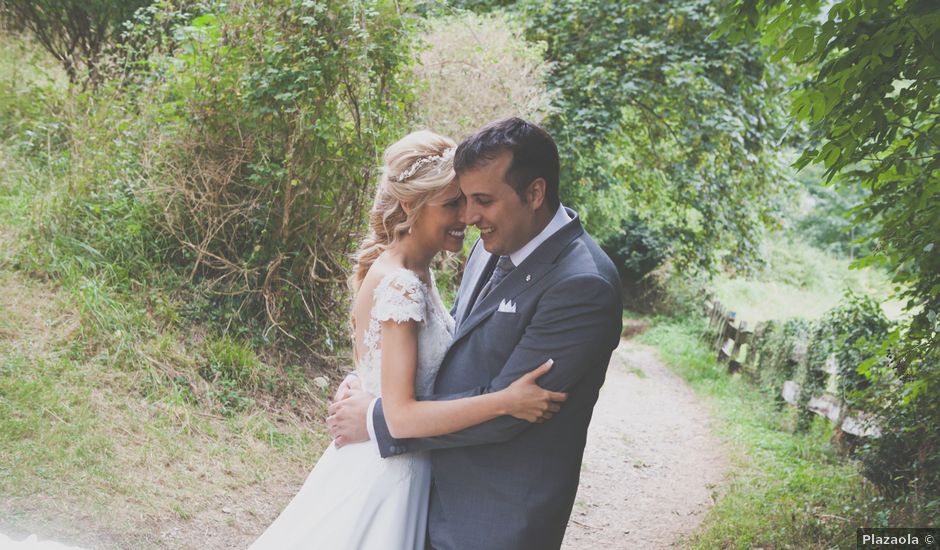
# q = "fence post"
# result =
<box><xmin>714</xmin><ymin>311</ymin><xmax>736</xmax><ymax>355</ymax></box>
<box><xmin>728</xmin><ymin>321</ymin><xmax>752</xmax><ymax>373</ymax></box>
<box><xmin>743</xmin><ymin>321</ymin><xmax>767</xmax><ymax>380</ymax></box>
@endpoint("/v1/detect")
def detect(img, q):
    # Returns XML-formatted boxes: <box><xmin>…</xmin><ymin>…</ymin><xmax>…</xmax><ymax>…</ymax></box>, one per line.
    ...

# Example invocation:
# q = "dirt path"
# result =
<box><xmin>562</xmin><ymin>339</ymin><xmax>729</xmax><ymax>549</ymax></box>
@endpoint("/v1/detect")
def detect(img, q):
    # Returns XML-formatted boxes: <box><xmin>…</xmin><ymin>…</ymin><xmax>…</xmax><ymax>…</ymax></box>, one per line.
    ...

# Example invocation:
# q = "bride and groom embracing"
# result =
<box><xmin>251</xmin><ymin>117</ymin><xmax>623</xmax><ymax>550</ymax></box>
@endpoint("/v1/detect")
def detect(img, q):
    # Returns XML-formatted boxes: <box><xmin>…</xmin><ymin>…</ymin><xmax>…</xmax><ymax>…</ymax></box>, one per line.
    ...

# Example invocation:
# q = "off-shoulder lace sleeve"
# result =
<box><xmin>372</xmin><ymin>269</ymin><xmax>426</xmax><ymax>324</ymax></box>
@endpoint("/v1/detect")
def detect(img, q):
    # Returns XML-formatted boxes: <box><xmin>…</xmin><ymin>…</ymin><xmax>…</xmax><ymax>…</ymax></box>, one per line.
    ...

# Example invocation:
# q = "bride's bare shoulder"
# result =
<box><xmin>360</xmin><ymin>256</ymin><xmax>408</xmax><ymax>290</ymax></box>
<box><xmin>354</xmin><ymin>257</ymin><xmax>412</xmax><ymax>310</ymax></box>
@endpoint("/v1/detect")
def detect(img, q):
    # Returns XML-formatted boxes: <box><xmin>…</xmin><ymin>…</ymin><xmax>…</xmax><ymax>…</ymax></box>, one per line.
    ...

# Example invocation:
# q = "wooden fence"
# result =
<box><xmin>702</xmin><ymin>300</ymin><xmax>880</xmax><ymax>438</ymax></box>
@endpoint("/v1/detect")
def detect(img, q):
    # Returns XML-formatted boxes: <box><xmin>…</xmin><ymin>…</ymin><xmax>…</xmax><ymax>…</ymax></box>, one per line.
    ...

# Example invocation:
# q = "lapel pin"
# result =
<box><xmin>525</xmin><ymin>274</ymin><xmax>531</xmax><ymax>282</ymax></box>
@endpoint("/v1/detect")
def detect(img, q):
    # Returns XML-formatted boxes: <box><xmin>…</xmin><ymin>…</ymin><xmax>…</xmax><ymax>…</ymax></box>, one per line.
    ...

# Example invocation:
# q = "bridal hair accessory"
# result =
<box><xmin>391</xmin><ymin>147</ymin><xmax>455</xmax><ymax>183</ymax></box>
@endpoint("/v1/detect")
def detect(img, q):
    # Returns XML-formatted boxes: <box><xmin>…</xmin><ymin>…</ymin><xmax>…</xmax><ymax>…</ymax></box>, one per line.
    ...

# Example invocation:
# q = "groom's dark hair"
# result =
<box><xmin>454</xmin><ymin>117</ymin><xmax>561</xmax><ymax>210</ymax></box>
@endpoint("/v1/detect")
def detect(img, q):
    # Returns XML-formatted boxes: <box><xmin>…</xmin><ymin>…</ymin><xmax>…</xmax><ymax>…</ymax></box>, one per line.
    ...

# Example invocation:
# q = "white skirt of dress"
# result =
<box><xmin>250</xmin><ymin>440</ymin><xmax>430</xmax><ymax>550</ymax></box>
<box><xmin>0</xmin><ymin>533</ymin><xmax>88</xmax><ymax>550</ymax></box>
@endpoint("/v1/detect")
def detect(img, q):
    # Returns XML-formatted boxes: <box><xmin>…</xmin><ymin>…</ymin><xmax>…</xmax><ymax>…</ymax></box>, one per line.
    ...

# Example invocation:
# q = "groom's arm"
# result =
<box><xmin>371</xmin><ymin>274</ymin><xmax>622</xmax><ymax>458</ymax></box>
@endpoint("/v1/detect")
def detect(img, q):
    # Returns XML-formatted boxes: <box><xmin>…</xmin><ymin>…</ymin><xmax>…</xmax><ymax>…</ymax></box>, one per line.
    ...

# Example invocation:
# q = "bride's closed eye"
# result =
<box><xmin>443</xmin><ymin>196</ymin><xmax>464</xmax><ymax>209</ymax></box>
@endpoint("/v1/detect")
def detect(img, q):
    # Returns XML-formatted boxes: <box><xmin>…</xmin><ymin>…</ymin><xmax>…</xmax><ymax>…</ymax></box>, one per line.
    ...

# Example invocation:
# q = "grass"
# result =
<box><xmin>712</xmin><ymin>236</ymin><xmax>903</xmax><ymax>323</ymax></box>
<box><xmin>0</xmin><ymin>36</ymin><xmax>338</xmax><ymax>547</ymax></box>
<box><xmin>0</xmin><ymin>238</ymin><xmax>332</xmax><ymax>547</ymax></box>
<box><xmin>637</xmin><ymin>317</ymin><xmax>900</xmax><ymax>549</ymax></box>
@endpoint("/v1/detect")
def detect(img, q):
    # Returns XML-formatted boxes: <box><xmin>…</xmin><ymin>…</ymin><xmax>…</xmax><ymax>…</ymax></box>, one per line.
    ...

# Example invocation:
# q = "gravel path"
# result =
<box><xmin>562</xmin><ymin>340</ymin><xmax>729</xmax><ymax>549</ymax></box>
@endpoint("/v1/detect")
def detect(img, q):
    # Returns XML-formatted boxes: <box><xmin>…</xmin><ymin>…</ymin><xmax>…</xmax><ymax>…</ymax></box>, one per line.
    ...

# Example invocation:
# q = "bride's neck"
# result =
<box><xmin>386</xmin><ymin>235</ymin><xmax>436</xmax><ymax>275</ymax></box>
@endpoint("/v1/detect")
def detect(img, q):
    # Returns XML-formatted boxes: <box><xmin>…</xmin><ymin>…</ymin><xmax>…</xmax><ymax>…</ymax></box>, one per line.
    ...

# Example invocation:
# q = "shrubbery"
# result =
<box><xmin>142</xmin><ymin>1</ymin><xmax>418</xmax><ymax>349</ymax></box>
<box><xmin>735</xmin><ymin>290</ymin><xmax>938</xmax><ymax>514</ymax></box>
<box><xmin>412</xmin><ymin>10</ymin><xmax>555</xmax><ymax>140</ymax></box>
<box><xmin>14</xmin><ymin>0</ymin><xmax>420</xmax><ymax>355</ymax></box>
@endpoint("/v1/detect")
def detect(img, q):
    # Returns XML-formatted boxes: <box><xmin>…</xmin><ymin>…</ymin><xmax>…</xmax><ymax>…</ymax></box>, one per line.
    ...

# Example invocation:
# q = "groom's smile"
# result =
<box><xmin>458</xmin><ymin>151</ymin><xmax>548</xmax><ymax>257</ymax></box>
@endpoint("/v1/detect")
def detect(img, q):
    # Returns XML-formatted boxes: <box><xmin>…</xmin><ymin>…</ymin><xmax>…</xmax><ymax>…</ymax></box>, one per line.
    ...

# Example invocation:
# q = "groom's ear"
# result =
<box><xmin>526</xmin><ymin>178</ymin><xmax>546</xmax><ymax>210</ymax></box>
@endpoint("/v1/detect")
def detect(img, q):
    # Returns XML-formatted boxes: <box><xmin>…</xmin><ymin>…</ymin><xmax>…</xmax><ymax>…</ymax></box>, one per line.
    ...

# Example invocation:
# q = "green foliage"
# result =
<box><xmin>521</xmin><ymin>0</ymin><xmax>790</xmax><ymax>272</ymax></box>
<box><xmin>638</xmin><ymin>318</ymin><xmax>897</xmax><ymax>547</ymax></box>
<box><xmin>0</xmin><ymin>33</ymin><xmax>68</xmax><ymax>166</ymax></box>
<box><xmin>37</xmin><ymin>91</ymin><xmax>172</xmax><ymax>289</ymax></box>
<box><xmin>790</xmin><ymin>162</ymin><xmax>877</xmax><ymax>258</ymax></box>
<box><xmin>0</xmin><ymin>0</ymin><xmax>153</xmax><ymax>84</ymax></box>
<box><xmin>602</xmin><ymin>215</ymin><xmax>671</xmax><ymax>283</ymax></box>
<box><xmin>808</xmin><ymin>291</ymin><xmax>891</xmax><ymax>401</ymax></box>
<box><xmin>137</xmin><ymin>0</ymin><xmax>418</xmax><ymax>349</ymax></box>
<box><xmin>747</xmin><ymin>318</ymin><xmax>812</xmax><ymax>397</ymax></box>
<box><xmin>858</xmin><ymin>331</ymin><xmax>940</xmax><ymax>502</ymax></box>
<box><xmin>718</xmin><ymin>0</ymin><xmax>940</xmax><ymax>507</ymax></box>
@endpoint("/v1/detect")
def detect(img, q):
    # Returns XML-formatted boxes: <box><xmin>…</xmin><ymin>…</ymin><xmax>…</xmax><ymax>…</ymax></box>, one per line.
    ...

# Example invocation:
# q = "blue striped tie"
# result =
<box><xmin>478</xmin><ymin>255</ymin><xmax>515</xmax><ymax>303</ymax></box>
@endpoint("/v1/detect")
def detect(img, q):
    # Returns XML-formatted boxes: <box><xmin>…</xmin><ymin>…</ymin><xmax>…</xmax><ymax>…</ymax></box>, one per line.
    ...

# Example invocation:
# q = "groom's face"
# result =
<box><xmin>458</xmin><ymin>152</ymin><xmax>541</xmax><ymax>257</ymax></box>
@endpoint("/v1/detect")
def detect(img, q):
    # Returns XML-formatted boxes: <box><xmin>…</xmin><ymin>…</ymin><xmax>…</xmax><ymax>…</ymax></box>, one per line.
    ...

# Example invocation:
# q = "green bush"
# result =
<box><xmin>808</xmin><ymin>291</ymin><xmax>892</xmax><ymax>403</ymax></box>
<box><xmin>602</xmin><ymin>215</ymin><xmax>671</xmax><ymax>283</ymax></box>
<box><xmin>10</xmin><ymin>0</ymin><xmax>419</xmax><ymax>354</ymax></box>
<box><xmin>136</xmin><ymin>0</ymin><xmax>418</xmax><ymax>349</ymax></box>
<box><xmin>747</xmin><ymin>319</ymin><xmax>812</xmax><ymax>400</ymax></box>
<box><xmin>858</xmin><ymin>333</ymin><xmax>940</xmax><ymax>509</ymax></box>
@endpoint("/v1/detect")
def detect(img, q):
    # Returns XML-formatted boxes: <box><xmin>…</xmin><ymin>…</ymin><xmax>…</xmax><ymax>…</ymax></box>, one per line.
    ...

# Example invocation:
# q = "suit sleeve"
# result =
<box><xmin>372</xmin><ymin>273</ymin><xmax>622</xmax><ymax>457</ymax></box>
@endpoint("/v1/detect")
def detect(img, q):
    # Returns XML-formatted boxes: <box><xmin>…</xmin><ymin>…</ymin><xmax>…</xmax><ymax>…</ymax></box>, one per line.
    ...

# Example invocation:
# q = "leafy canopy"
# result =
<box><xmin>718</xmin><ymin>0</ymin><xmax>939</xmax><ymax>502</ymax></box>
<box><xmin>522</xmin><ymin>0</ymin><xmax>790</xmax><ymax>273</ymax></box>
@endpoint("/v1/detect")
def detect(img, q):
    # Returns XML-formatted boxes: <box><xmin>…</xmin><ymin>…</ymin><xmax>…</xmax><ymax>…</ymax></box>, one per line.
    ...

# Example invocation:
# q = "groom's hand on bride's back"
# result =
<box><xmin>332</xmin><ymin>373</ymin><xmax>362</xmax><ymax>403</ymax></box>
<box><xmin>327</xmin><ymin>388</ymin><xmax>373</xmax><ymax>448</ymax></box>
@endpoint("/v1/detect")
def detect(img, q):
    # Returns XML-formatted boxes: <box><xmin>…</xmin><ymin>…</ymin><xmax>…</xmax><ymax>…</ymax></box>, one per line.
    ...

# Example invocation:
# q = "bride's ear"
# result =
<box><xmin>400</xmin><ymin>200</ymin><xmax>414</xmax><ymax>215</ymax></box>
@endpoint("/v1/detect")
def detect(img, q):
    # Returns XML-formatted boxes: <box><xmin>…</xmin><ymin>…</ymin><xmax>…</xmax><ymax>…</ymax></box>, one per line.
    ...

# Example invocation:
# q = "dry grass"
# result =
<box><xmin>0</xmin><ymin>270</ymin><xmax>332</xmax><ymax>548</ymax></box>
<box><xmin>1</xmin><ymin>150</ymin><xmax>333</xmax><ymax>549</ymax></box>
<box><xmin>413</xmin><ymin>11</ymin><xmax>557</xmax><ymax>140</ymax></box>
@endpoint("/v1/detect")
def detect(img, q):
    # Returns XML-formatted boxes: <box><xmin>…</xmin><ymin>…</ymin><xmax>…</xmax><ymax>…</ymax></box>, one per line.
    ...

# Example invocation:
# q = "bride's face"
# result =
<box><xmin>412</xmin><ymin>181</ymin><xmax>467</xmax><ymax>253</ymax></box>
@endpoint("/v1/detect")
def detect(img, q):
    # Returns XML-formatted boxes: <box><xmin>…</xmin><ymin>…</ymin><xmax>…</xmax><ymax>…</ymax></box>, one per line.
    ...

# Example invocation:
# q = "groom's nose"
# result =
<box><xmin>460</xmin><ymin>201</ymin><xmax>479</xmax><ymax>226</ymax></box>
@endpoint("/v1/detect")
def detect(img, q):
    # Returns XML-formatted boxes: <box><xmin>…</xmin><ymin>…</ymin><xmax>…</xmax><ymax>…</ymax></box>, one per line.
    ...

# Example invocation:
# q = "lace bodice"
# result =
<box><xmin>356</xmin><ymin>268</ymin><xmax>455</xmax><ymax>397</ymax></box>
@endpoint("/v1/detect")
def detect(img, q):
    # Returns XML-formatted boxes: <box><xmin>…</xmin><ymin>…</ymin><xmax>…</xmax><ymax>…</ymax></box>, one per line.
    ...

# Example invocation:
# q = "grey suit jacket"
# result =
<box><xmin>372</xmin><ymin>208</ymin><xmax>623</xmax><ymax>550</ymax></box>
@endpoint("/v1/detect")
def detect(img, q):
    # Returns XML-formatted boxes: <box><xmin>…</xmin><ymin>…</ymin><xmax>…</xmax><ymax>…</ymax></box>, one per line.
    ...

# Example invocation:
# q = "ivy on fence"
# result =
<box><xmin>702</xmin><ymin>292</ymin><xmax>890</xmax><ymax>438</ymax></box>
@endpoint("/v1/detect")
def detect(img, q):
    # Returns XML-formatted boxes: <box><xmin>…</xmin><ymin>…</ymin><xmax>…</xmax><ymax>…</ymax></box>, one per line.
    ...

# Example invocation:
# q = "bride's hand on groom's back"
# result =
<box><xmin>503</xmin><ymin>360</ymin><xmax>568</xmax><ymax>423</ymax></box>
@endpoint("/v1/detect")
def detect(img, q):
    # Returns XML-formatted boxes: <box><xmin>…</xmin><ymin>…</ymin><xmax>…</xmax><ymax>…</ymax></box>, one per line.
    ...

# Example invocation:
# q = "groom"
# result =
<box><xmin>329</xmin><ymin>118</ymin><xmax>623</xmax><ymax>549</ymax></box>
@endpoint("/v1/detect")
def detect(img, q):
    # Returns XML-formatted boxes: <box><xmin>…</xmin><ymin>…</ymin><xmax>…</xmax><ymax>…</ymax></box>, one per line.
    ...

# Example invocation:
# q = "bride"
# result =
<box><xmin>249</xmin><ymin>131</ymin><xmax>566</xmax><ymax>549</ymax></box>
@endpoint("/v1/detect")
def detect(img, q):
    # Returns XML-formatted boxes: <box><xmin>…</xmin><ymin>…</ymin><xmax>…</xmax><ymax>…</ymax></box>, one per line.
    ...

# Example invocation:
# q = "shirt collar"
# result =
<box><xmin>508</xmin><ymin>204</ymin><xmax>572</xmax><ymax>266</ymax></box>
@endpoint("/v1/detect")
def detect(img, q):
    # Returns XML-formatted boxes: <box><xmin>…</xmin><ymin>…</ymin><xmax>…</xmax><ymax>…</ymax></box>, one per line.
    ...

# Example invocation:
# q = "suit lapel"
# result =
<box><xmin>454</xmin><ymin>241</ymin><xmax>497</xmax><ymax>328</ymax></box>
<box><xmin>450</xmin><ymin>210</ymin><xmax>585</xmax><ymax>344</ymax></box>
<box><xmin>452</xmin><ymin>260</ymin><xmax>558</xmax><ymax>342</ymax></box>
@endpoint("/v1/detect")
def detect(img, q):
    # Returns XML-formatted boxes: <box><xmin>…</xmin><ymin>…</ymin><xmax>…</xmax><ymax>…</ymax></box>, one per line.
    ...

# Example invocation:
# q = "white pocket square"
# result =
<box><xmin>498</xmin><ymin>299</ymin><xmax>517</xmax><ymax>313</ymax></box>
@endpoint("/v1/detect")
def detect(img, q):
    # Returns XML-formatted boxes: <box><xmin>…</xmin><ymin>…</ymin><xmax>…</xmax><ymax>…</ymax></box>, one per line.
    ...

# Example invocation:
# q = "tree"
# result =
<box><xmin>522</xmin><ymin>0</ymin><xmax>790</xmax><ymax>274</ymax></box>
<box><xmin>0</xmin><ymin>0</ymin><xmax>152</xmax><ymax>84</ymax></box>
<box><xmin>718</xmin><ymin>0</ymin><xmax>939</xmax><ymax>505</ymax></box>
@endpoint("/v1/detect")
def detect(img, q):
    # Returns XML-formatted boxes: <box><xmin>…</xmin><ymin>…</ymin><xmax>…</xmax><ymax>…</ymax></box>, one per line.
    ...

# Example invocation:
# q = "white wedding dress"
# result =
<box><xmin>250</xmin><ymin>268</ymin><xmax>454</xmax><ymax>550</ymax></box>
<box><xmin>0</xmin><ymin>533</ymin><xmax>88</xmax><ymax>550</ymax></box>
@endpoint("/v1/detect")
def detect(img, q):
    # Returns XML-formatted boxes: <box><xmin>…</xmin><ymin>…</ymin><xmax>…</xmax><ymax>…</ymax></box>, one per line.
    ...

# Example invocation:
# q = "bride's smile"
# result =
<box><xmin>405</xmin><ymin>180</ymin><xmax>467</xmax><ymax>254</ymax></box>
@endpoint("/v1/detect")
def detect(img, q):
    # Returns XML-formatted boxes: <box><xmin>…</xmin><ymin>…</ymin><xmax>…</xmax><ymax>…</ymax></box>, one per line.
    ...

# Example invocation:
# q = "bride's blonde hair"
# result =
<box><xmin>349</xmin><ymin>130</ymin><xmax>457</xmax><ymax>292</ymax></box>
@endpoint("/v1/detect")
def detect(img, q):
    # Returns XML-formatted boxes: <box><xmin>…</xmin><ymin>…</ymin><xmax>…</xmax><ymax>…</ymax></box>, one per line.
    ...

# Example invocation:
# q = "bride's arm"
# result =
<box><xmin>379</xmin><ymin>318</ymin><xmax>565</xmax><ymax>439</ymax></box>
